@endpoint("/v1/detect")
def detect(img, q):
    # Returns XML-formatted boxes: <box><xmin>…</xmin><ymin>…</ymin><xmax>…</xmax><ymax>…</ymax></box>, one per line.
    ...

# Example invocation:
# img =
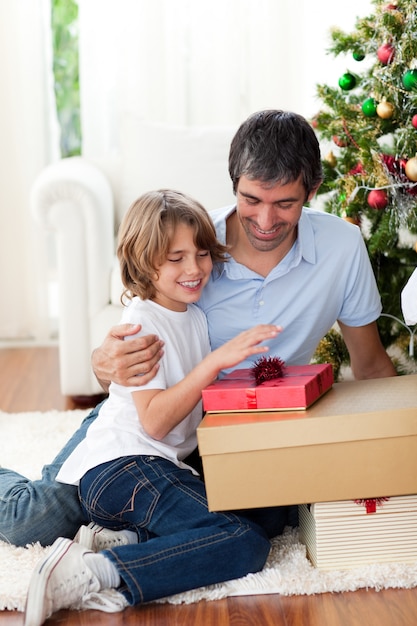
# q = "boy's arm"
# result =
<box><xmin>133</xmin><ymin>324</ymin><xmax>281</xmax><ymax>440</ymax></box>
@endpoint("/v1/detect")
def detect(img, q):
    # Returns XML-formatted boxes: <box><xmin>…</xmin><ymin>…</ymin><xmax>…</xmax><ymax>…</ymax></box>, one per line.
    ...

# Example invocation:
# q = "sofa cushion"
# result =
<box><xmin>117</xmin><ymin>116</ymin><xmax>236</xmax><ymax>226</ymax></box>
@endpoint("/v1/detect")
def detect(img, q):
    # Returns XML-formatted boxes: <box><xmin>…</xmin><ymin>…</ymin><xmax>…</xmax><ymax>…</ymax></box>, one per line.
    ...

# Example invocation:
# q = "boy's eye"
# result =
<box><xmin>198</xmin><ymin>251</ymin><xmax>210</xmax><ymax>257</ymax></box>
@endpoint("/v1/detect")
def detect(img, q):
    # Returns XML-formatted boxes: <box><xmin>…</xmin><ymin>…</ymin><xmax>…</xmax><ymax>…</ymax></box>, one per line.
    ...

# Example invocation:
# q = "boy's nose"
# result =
<box><xmin>184</xmin><ymin>258</ymin><xmax>200</xmax><ymax>274</ymax></box>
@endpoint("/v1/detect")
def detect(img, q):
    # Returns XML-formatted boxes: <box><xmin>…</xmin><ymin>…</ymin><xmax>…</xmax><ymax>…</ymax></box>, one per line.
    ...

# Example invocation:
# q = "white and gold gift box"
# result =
<box><xmin>299</xmin><ymin>495</ymin><xmax>417</xmax><ymax>570</ymax></box>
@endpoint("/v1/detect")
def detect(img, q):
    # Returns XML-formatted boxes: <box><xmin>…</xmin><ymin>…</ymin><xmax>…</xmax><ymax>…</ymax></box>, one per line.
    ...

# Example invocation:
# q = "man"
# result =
<box><xmin>0</xmin><ymin>110</ymin><xmax>396</xmax><ymax>549</ymax></box>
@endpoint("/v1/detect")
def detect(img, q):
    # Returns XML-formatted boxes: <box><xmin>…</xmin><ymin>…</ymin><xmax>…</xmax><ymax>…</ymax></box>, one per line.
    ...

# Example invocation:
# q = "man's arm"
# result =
<box><xmin>92</xmin><ymin>323</ymin><xmax>164</xmax><ymax>392</ymax></box>
<box><xmin>338</xmin><ymin>320</ymin><xmax>397</xmax><ymax>380</ymax></box>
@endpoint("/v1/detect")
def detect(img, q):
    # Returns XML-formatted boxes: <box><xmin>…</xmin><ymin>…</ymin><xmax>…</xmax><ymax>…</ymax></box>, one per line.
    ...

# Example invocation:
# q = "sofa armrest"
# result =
<box><xmin>31</xmin><ymin>156</ymin><xmax>115</xmax><ymax>395</ymax></box>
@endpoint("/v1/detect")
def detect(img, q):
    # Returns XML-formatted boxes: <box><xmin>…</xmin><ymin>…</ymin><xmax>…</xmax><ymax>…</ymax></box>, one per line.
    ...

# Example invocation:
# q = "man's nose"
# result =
<box><xmin>257</xmin><ymin>205</ymin><xmax>276</xmax><ymax>230</ymax></box>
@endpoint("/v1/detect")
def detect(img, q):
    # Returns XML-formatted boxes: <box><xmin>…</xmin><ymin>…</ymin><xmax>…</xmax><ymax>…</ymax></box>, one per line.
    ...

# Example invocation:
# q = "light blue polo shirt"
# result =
<box><xmin>198</xmin><ymin>204</ymin><xmax>382</xmax><ymax>372</ymax></box>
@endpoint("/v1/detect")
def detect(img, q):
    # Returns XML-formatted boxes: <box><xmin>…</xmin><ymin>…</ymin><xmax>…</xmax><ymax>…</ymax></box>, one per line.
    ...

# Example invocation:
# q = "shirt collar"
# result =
<box><xmin>212</xmin><ymin>205</ymin><xmax>317</xmax><ymax>280</ymax></box>
<box><xmin>297</xmin><ymin>208</ymin><xmax>317</xmax><ymax>265</ymax></box>
<box><xmin>212</xmin><ymin>204</ymin><xmax>236</xmax><ymax>245</ymax></box>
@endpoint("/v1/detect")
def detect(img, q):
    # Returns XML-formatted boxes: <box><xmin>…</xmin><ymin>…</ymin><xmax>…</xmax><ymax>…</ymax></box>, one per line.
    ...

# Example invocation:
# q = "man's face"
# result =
<box><xmin>235</xmin><ymin>175</ymin><xmax>313</xmax><ymax>253</ymax></box>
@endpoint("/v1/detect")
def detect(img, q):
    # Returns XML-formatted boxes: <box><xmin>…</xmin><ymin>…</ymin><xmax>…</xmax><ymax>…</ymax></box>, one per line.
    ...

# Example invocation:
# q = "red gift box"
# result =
<box><xmin>202</xmin><ymin>363</ymin><xmax>334</xmax><ymax>412</ymax></box>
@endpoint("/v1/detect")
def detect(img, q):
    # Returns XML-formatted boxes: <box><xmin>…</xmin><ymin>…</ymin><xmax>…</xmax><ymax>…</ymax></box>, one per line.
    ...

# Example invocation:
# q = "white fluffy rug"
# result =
<box><xmin>1</xmin><ymin>408</ymin><xmax>417</xmax><ymax>612</ymax></box>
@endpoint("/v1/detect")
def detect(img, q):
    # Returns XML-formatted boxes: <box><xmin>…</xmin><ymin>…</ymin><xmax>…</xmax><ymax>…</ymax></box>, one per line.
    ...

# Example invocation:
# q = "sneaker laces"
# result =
<box><xmin>74</xmin><ymin>523</ymin><xmax>136</xmax><ymax>551</ymax></box>
<box><xmin>96</xmin><ymin>533</ymin><xmax>131</xmax><ymax>549</ymax></box>
<box><xmin>78</xmin><ymin>588</ymin><xmax>129</xmax><ymax>613</ymax></box>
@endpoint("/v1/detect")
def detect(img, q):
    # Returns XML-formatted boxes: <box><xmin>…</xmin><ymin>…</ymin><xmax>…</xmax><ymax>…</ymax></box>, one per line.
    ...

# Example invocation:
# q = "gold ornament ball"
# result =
<box><xmin>376</xmin><ymin>101</ymin><xmax>395</xmax><ymax>119</ymax></box>
<box><xmin>405</xmin><ymin>157</ymin><xmax>417</xmax><ymax>182</ymax></box>
<box><xmin>343</xmin><ymin>216</ymin><xmax>360</xmax><ymax>226</ymax></box>
<box><xmin>325</xmin><ymin>151</ymin><xmax>337</xmax><ymax>168</ymax></box>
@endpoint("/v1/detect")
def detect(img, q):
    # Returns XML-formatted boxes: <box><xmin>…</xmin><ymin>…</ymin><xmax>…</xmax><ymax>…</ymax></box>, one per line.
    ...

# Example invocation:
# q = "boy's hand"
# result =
<box><xmin>210</xmin><ymin>324</ymin><xmax>282</xmax><ymax>373</ymax></box>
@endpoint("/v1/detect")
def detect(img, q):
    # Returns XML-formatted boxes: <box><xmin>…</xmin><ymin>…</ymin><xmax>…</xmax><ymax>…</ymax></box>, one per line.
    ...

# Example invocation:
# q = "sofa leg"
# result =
<box><xmin>65</xmin><ymin>394</ymin><xmax>107</xmax><ymax>410</ymax></box>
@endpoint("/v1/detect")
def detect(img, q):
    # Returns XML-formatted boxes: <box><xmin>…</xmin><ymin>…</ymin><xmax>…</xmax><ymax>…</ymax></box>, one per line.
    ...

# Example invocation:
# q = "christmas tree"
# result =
<box><xmin>312</xmin><ymin>0</ymin><xmax>417</xmax><ymax>377</ymax></box>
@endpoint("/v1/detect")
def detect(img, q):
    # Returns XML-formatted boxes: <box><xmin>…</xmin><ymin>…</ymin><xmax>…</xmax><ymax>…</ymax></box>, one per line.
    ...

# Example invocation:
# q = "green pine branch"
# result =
<box><xmin>312</xmin><ymin>0</ymin><xmax>417</xmax><ymax>370</ymax></box>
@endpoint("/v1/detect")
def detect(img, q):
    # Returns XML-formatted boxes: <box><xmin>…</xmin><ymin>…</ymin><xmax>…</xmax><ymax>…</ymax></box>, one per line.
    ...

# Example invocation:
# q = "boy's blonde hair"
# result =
<box><xmin>117</xmin><ymin>189</ymin><xmax>229</xmax><ymax>302</ymax></box>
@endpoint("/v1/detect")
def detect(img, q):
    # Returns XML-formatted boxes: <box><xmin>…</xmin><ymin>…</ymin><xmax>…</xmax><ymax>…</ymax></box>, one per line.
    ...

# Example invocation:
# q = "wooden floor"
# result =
<box><xmin>1</xmin><ymin>346</ymin><xmax>417</xmax><ymax>626</ymax></box>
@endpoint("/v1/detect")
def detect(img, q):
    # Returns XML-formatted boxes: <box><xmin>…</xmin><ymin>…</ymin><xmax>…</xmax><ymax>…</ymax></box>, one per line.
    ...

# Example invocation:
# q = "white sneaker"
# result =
<box><xmin>24</xmin><ymin>537</ymin><xmax>100</xmax><ymax>626</ymax></box>
<box><xmin>74</xmin><ymin>522</ymin><xmax>138</xmax><ymax>551</ymax></box>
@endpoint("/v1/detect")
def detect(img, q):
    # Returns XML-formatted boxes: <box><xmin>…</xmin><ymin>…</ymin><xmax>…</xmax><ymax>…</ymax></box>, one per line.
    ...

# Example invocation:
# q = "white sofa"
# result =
<box><xmin>31</xmin><ymin>118</ymin><xmax>236</xmax><ymax>396</ymax></box>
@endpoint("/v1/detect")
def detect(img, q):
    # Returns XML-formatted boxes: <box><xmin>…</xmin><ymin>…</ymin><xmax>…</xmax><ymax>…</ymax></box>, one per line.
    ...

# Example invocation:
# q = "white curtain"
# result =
<box><xmin>78</xmin><ymin>0</ymin><xmax>372</xmax><ymax>160</ymax></box>
<box><xmin>0</xmin><ymin>0</ymin><xmax>60</xmax><ymax>341</ymax></box>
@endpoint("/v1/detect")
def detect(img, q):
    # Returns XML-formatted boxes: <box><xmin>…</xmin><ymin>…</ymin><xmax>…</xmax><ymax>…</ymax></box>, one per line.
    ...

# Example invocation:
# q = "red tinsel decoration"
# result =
<box><xmin>382</xmin><ymin>153</ymin><xmax>417</xmax><ymax>196</ymax></box>
<box><xmin>349</xmin><ymin>162</ymin><xmax>365</xmax><ymax>176</ymax></box>
<box><xmin>251</xmin><ymin>356</ymin><xmax>286</xmax><ymax>386</ymax></box>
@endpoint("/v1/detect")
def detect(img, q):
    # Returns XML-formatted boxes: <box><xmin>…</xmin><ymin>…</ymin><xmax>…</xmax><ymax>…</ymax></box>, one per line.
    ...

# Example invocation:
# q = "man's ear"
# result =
<box><xmin>307</xmin><ymin>182</ymin><xmax>322</xmax><ymax>202</ymax></box>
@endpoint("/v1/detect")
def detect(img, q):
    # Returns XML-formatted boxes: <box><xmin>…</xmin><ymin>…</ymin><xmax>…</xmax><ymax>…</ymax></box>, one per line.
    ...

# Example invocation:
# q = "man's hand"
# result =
<box><xmin>92</xmin><ymin>324</ymin><xmax>164</xmax><ymax>392</ymax></box>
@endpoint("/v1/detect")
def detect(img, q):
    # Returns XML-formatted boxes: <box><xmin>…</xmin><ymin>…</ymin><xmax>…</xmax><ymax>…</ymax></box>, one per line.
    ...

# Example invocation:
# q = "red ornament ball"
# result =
<box><xmin>377</xmin><ymin>43</ymin><xmax>395</xmax><ymax>65</ymax></box>
<box><xmin>367</xmin><ymin>189</ymin><xmax>388</xmax><ymax>210</ymax></box>
<box><xmin>412</xmin><ymin>115</ymin><xmax>417</xmax><ymax>129</ymax></box>
<box><xmin>332</xmin><ymin>134</ymin><xmax>348</xmax><ymax>148</ymax></box>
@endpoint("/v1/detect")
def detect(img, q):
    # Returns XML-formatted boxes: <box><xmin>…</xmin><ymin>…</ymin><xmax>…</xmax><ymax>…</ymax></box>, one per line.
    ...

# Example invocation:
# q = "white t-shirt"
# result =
<box><xmin>57</xmin><ymin>298</ymin><xmax>211</xmax><ymax>485</ymax></box>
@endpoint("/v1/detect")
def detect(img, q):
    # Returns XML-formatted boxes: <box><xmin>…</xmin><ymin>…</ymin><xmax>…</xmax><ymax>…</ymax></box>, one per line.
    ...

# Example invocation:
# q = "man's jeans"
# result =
<box><xmin>79</xmin><ymin>455</ymin><xmax>287</xmax><ymax>605</ymax></box>
<box><xmin>0</xmin><ymin>404</ymin><xmax>103</xmax><ymax>546</ymax></box>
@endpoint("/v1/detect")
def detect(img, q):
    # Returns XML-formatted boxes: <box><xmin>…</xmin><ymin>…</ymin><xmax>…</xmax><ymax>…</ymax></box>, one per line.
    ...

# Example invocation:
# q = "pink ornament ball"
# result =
<box><xmin>377</xmin><ymin>43</ymin><xmax>395</xmax><ymax>65</ymax></box>
<box><xmin>367</xmin><ymin>189</ymin><xmax>388</xmax><ymax>210</ymax></box>
<box><xmin>412</xmin><ymin>115</ymin><xmax>417</xmax><ymax>129</ymax></box>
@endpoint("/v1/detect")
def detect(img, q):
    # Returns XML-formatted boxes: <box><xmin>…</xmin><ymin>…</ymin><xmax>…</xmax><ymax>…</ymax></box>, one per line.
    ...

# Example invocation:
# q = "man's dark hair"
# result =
<box><xmin>229</xmin><ymin>110</ymin><xmax>323</xmax><ymax>198</ymax></box>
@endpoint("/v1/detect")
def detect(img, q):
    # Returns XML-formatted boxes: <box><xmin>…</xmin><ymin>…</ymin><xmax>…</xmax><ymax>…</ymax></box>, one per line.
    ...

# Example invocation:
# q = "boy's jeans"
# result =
<box><xmin>79</xmin><ymin>455</ymin><xmax>290</xmax><ymax>605</ymax></box>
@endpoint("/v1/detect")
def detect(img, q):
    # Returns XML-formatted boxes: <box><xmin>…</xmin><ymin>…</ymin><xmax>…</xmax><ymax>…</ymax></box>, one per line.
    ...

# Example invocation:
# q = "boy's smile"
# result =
<box><xmin>152</xmin><ymin>223</ymin><xmax>213</xmax><ymax>312</ymax></box>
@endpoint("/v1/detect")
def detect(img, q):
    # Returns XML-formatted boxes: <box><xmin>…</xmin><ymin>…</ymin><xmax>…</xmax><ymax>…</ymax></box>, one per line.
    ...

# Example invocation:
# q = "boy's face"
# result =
<box><xmin>235</xmin><ymin>175</ymin><xmax>314</xmax><ymax>253</ymax></box>
<box><xmin>152</xmin><ymin>223</ymin><xmax>213</xmax><ymax>312</ymax></box>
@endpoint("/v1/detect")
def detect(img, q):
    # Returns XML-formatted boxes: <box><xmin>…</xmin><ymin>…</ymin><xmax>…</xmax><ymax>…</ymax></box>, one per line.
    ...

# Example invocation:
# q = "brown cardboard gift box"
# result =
<box><xmin>197</xmin><ymin>375</ymin><xmax>417</xmax><ymax>512</ymax></box>
<box><xmin>298</xmin><ymin>495</ymin><xmax>417</xmax><ymax>570</ymax></box>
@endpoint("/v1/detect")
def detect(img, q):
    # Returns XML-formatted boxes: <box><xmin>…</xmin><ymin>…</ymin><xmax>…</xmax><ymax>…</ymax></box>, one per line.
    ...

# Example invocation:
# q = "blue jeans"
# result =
<box><xmin>0</xmin><ymin>397</ymin><xmax>296</xmax><ymax>556</ymax></box>
<box><xmin>80</xmin><ymin>455</ymin><xmax>290</xmax><ymax>605</ymax></box>
<box><xmin>0</xmin><ymin>403</ymin><xmax>104</xmax><ymax>546</ymax></box>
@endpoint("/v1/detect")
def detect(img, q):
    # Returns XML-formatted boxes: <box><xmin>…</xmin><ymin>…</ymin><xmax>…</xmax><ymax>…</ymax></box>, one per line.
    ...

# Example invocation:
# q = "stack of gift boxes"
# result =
<box><xmin>198</xmin><ymin>361</ymin><xmax>417</xmax><ymax>570</ymax></box>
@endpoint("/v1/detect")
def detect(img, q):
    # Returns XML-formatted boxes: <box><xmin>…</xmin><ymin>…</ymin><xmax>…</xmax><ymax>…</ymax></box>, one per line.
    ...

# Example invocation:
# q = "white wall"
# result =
<box><xmin>79</xmin><ymin>0</ymin><xmax>372</xmax><ymax>159</ymax></box>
